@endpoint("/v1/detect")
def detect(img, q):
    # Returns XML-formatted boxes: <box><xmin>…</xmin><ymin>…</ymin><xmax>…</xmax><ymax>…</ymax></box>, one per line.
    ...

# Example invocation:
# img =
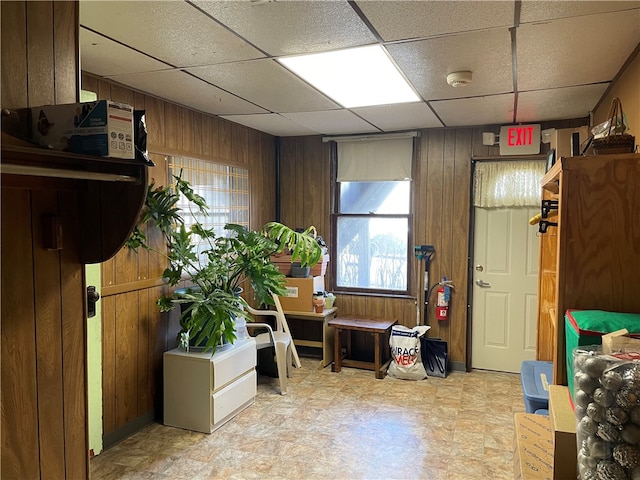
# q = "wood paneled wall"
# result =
<box><xmin>80</xmin><ymin>73</ymin><xmax>278</xmax><ymax>442</ymax></box>
<box><xmin>280</xmin><ymin>130</ymin><xmax>486</xmax><ymax>369</ymax></box>
<box><xmin>1</xmin><ymin>2</ymin><xmax>86</xmax><ymax>479</ymax></box>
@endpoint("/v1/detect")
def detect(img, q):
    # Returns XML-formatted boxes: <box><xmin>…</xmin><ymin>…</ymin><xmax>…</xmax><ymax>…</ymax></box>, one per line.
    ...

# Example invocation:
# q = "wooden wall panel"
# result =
<box><xmin>59</xmin><ymin>190</ymin><xmax>87</xmax><ymax>480</ymax></box>
<box><xmin>280</xmin><ymin>128</ymin><xmax>476</xmax><ymax>368</ymax></box>
<box><xmin>102</xmin><ymin>295</ymin><xmax>116</xmax><ymax>435</ymax></box>
<box><xmin>164</xmin><ymin>103</ymin><xmax>182</xmax><ymax>152</ymax></box>
<box><xmin>115</xmin><ymin>291</ymin><xmax>140</xmax><ymax>427</ymax></box>
<box><xmin>52</xmin><ymin>1</ymin><xmax>77</xmax><ymax>104</ymax></box>
<box><xmin>201</xmin><ymin>115</ymin><xmax>216</xmax><ymax>158</ymax></box>
<box><xmin>83</xmin><ymin>74</ymin><xmax>279</xmax><ymax>442</ymax></box>
<box><xmin>1</xmin><ymin>2</ymin><xmax>27</xmax><ymax>110</ymax></box>
<box><xmin>2</xmin><ymin>2</ymin><xmax>86</xmax><ymax>478</ymax></box>
<box><xmin>137</xmin><ymin>290</ymin><xmax>150</xmax><ymax>415</ymax></box>
<box><xmin>26</xmin><ymin>1</ymin><xmax>54</xmax><ymax>106</ymax></box>
<box><xmin>1</xmin><ymin>189</ymin><xmax>39</xmax><ymax>480</ymax></box>
<box><xmin>451</xmin><ymin>130</ymin><xmax>472</xmax><ymax>365</ymax></box>
<box><xmin>145</xmin><ymin>95</ymin><xmax>165</xmax><ymax>148</ymax></box>
<box><xmin>218</xmin><ymin>120</ymin><xmax>232</xmax><ymax>161</ymax></box>
<box><xmin>181</xmin><ymin>108</ymin><xmax>195</xmax><ymax>155</ymax></box>
<box><xmin>232</xmin><ymin>122</ymin><xmax>249</xmax><ymax>165</ymax></box>
<box><xmin>32</xmin><ymin>191</ymin><xmax>65</xmax><ymax>479</ymax></box>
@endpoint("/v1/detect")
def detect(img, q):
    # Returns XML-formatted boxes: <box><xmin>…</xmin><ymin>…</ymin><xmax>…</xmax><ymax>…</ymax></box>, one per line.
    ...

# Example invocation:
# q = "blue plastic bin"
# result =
<box><xmin>520</xmin><ymin>361</ymin><xmax>553</xmax><ymax>414</ymax></box>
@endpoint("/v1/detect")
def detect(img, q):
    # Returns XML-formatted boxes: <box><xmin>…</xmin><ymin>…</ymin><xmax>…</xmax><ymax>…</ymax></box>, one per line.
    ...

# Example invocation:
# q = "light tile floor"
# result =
<box><xmin>90</xmin><ymin>357</ymin><xmax>525</xmax><ymax>480</ymax></box>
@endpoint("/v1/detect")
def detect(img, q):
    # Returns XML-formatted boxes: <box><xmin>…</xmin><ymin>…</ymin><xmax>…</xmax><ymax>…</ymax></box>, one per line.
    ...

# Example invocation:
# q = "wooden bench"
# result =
<box><xmin>328</xmin><ymin>316</ymin><xmax>397</xmax><ymax>379</ymax></box>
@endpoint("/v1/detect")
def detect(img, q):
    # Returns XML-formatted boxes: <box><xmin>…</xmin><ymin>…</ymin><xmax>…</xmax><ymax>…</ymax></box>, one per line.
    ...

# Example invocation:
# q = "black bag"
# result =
<box><xmin>421</xmin><ymin>337</ymin><xmax>448</xmax><ymax>378</ymax></box>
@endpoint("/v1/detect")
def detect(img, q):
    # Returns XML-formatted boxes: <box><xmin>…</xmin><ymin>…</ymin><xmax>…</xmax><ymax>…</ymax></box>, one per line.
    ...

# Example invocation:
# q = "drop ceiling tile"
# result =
<box><xmin>355</xmin><ymin>0</ymin><xmax>514</xmax><ymax>41</ymax></box>
<box><xmin>352</xmin><ymin>103</ymin><xmax>443</xmax><ymax>131</ymax></box>
<box><xmin>520</xmin><ymin>0</ymin><xmax>640</xmax><ymax>24</ymax></box>
<box><xmin>80</xmin><ymin>1</ymin><xmax>264</xmax><ymax>68</ymax></box>
<box><xmin>431</xmin><ymin>94</ymin><xmax>515</xmax><ymax>127</ymax></box>
<box><xmin>282</xmin><ymin>110</ymin><xmax>380</xmax><ymax>135</ymax></box>
<box><xmin>192</xmin><ymin>0</ymin><xmax>376</xmax><ymax>56</ymax></box>
<box><xmin>387</xmin><ymin>29</ymin><xmax>513</xmax><ymax>101</ymax></box>
<box><xmin>106</xmin><ymin>70</ymin><xmax>268</xmax><ymax>116</ymax></box>
<box><xmin>187</xmin><ymin>59</ymin><xmax>340</xmax><ymax>113</ymax></box>
<box><xmin>219</xmin><ymin>114</ymin><xmax>318</xmax><ymax>137</ymax></box>
<box><xmin>517</xmin><ymin>84</ymin><xmax>609</xmax><ymax>123</ymax></box>
<box><xmin>517</xmin><ymin>10</ymin><xmax>640</xmax><ymax>90</ymax></box>
<box><xmin>80</xmin><ymin>28</ymin><xmax>171</xmax><ymax>77</ymax></box>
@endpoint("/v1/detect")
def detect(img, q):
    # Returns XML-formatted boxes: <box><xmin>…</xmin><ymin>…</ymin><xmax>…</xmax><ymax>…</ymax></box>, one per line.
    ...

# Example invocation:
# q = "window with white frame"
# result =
<box><xmin>333</xmin><ymin>135</ymin><xmax>414</xmax><ymax>293</ymax></box>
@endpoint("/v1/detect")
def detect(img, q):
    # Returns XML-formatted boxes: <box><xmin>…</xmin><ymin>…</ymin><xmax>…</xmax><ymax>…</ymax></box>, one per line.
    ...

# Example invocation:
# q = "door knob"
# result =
<box><xmin>475</xmin><ymin>279</ymin><xmax>491</xmax><ymax>288</ymax></box>
<box><xmin>87</xmin><ymin>286</ymin><xmax>100</xmax><ymax>318</ymax></box>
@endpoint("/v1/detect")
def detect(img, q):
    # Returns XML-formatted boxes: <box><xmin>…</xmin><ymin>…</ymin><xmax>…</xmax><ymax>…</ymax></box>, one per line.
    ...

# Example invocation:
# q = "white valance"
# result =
<box><xmin>473</xmin><ymin>160</ymin><xmax>545</xmax><ymax>208</ymax></box>
<box><xmin>337</xmin><ymin>137</ymin><xmax>413</xmax><ymax>182</ymax></box>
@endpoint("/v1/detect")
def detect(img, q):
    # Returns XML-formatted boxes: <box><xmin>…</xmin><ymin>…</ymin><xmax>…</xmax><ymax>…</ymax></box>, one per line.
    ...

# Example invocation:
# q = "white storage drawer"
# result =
<box><xmin>211</xmin><ymin>339</ymin><xmax>257</xmax><ymax>390</ymax></box>
<box><xmin>212</xmin><ymin>369</ymin><xmax>257</xmax><ymax>425</ymax></box>
<box><xmin>164</xmin><ymin>338</ymin><xmax>257</xmax><ymax>434</ymax></box>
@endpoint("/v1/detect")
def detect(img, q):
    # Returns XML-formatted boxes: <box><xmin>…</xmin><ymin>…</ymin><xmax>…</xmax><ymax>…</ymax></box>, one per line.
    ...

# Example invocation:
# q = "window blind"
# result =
<box><xmin>337</xmin><ymin>137</ymin><xmax>413</xmax><ymax>182</ymax></box>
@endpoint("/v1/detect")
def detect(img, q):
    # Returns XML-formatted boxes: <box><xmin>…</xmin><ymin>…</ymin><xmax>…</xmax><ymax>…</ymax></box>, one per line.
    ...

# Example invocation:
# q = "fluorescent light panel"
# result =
<box><xmin>279</xmin><ymin>45</ymin><xmax>419</xmax><ymax>109</ymax></box>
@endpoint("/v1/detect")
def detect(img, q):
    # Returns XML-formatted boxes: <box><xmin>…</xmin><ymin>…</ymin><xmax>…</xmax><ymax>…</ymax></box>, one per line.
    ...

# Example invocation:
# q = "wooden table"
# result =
<box><xmin>328</xmin><ymin>316</ymin><xmax>397</xmax><ymax>379</ymax></box>
<box><xmin>283</xmin><ymin>307</ymin><xmax>338</xmax><ymax>369</ymax></box>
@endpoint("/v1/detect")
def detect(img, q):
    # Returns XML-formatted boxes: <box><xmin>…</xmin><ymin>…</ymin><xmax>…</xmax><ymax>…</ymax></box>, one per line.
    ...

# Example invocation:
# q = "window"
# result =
<box><xmin>333</xmin><ymin>135</ymin><xmax>415</xmax><ymax>293</ymax></box>
<box><xmin>336</xmin><ymin>181</ymin><xmax>410</xmax><ymax>292</ymax></box>
<box><xmin>169</xmin><ymin>156</ymin><xmax>249</xmax><ymax>255</ymax></box>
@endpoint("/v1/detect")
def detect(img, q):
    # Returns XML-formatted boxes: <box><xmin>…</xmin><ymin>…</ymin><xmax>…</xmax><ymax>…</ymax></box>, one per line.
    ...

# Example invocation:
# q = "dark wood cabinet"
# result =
<box><xmin>536</xmin><ymin>153</ymin><xmax>640</xmax><ymax>385</ymax></box>
<box><xmin>1</xmin><ymin>140</ymin><xmax>148</xmax><ymax>479</ymax></box>
<box><xmin>2</xmin><ymin>142</ymin><xmax>148</xmax><ymax>264</ymax></box>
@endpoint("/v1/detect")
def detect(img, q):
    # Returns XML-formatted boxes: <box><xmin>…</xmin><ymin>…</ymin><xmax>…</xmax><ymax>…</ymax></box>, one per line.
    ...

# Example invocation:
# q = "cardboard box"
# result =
<box><xmin>270</xmin><ymin>254</ymin><xmax>330</xmax><ymax>277</ymax></box>
<box><xmin>278</xmin><ymin>276</ymin><xmax>325</xmax><ymax>312</ymax></box>
<box><xmin>602</xmin><ymin>328</ymin><xmax>640</xmax><ymax>354</ymax></box>
<box><xmin>550</xmin><ymin>126</ymin><xmax>589</xmax><ymax>159</ymax></box>
<box><xmin>30</xmin><ymin>100</ymin><xmax>134</xmax><ymax>159</ymax></box>
<box><xmin>514</xmin><ymin>413</ymin><xmax>553</xmax><ymax>480</ymax></box>
<box><xmin>548</xmin><ymin>385</ymin><xmax>577</xmax><ymax>480</ymax></box>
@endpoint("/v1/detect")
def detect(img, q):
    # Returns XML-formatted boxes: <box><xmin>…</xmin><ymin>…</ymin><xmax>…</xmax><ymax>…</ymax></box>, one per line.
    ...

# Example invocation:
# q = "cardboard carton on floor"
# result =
<box><xmin>514</xmin><ymin>413</ymin><xmax>553</xmax><ymax>480</ymax></box>
<box><xmin>548</xmin><ymin>385</ymin><xmax>577</xmax><ymax>480</ymax></box>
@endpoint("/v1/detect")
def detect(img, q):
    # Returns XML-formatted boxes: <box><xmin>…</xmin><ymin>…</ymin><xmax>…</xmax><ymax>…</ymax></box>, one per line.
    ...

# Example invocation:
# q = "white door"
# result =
<box><xmin>471</xmin><ymin>207</ymin><xmax>539</xmax><ymax>373</ymax></box>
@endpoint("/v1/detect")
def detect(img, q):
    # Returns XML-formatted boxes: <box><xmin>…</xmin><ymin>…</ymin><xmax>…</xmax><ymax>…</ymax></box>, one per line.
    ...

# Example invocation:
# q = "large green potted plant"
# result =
<box><xmin>127</xmin><ymin>172</ymin><xmax>322</xmax><ymax>353</ymax></box>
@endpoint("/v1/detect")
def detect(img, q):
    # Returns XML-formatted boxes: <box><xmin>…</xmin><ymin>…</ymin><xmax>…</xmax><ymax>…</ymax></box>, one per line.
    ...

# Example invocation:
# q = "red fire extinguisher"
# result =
<box><xmin>435</xmin><ymin>277</ymin><xmax>452</xmax><ymax>321</ymax></box>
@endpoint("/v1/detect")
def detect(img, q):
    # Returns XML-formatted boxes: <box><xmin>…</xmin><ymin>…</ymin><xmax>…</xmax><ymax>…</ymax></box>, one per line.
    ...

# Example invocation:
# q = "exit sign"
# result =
<box><xmin>499</xmin><ymin>124</ymin><xmax>541</xmax><ymax>155</ymax></box>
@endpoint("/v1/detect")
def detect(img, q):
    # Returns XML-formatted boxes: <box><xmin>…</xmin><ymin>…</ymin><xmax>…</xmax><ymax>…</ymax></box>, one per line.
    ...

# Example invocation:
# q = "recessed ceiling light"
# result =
<box><xmin>278</xmin><ymin>45</ymin><xmax>419</xmax><ymax>109</ymax></box>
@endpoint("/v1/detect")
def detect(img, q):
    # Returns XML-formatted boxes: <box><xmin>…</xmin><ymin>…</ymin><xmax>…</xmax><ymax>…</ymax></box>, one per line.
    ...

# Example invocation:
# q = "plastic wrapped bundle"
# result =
<box><xmin>573</xmin><ymin>346</ymin><xmax>640</xmax><ymax>479</ymax></box>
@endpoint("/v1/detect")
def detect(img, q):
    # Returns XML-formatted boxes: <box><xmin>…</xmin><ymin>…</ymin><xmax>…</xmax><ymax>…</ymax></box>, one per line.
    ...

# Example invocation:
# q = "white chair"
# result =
<box><xmin>244</xmin><ymin>297</ymin><xmax>294</xmax><ymax>395</ymax></box>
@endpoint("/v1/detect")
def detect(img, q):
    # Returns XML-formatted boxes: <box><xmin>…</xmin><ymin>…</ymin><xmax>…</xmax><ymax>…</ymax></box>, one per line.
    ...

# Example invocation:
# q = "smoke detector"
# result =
<box><xmin>446</xmin><ymin>71</ymin><xmax>473</xmax><ymax>87</ymax></box>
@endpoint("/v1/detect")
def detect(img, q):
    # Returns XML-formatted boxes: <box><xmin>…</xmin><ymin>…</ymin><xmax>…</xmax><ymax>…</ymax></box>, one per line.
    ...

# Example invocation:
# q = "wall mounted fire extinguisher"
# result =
<box><xmin>435</xmin><ymin>277</ymin><xmax>453</xmax><ymax>321</ymax></box>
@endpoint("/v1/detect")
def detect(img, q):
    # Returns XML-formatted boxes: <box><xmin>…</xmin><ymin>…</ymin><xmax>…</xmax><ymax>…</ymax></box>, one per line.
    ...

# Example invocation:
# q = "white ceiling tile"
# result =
<box><xmin>520</xmin><ymin>1</ymin><xmax>640</xmax><ymax>24</ymax></box>
<box><xmin>106</xmin><ymin>70</ymin><xmax>268</xmax><ymax>116</ymax></box>
<box><xmin>355</xmin><ymin>0</ymin><xmax>514</xmax><ymax>41</ymax></box>
<box><xmin>187</xmin><ymin>60</ymin><xmax>340</xmax><ymax>113</ymax></box>
<box><xmin>80</xmin><ymin>1</ymin><xmax>264</xmax><ymax>67</ymax></box>
<box><xmin>517</xmin><ymin>84</ymin><xmax>609</xmax><ymax>123</ymax></box>
<box><xmin>352</xmin><ymin>103</ymin><xmax>443</xmax><ymax>131</ymax></box>
<box><xmin>77</xmin><ymin>1</ymin><xmax>639</xmax><ymax>135</ymax></box>
<box><xmin>219</xmin><ymin>114</ymin><xmax>318</xmax><ymax>137</ymax></box>
<box><xmin>80</xmin><ymin>28</ymin><xmax>170</xmax><ymax>77</ymax></box>
<box><xmin>282</xmin><ymin>110</ymin><xmax>380</xmax><ymax>135</ymax></box>
<box><xmin>431</xmin><ymin>94</ymin><xmax>515</xmax><ymax>127</ymax></box>
<box><xmin>387</xmin><ymin>29</ymin><xmax>513</xmax><ymax>101</ymax></box>
<box><xmin>517</xmin><ymin>10</ymin><xmax>640</xmax><ymax>90</ymax></box>
<box><xmin>191</xmin><ymin>0</ymin><xmax>376</xmax><ymax>56</ymax></box>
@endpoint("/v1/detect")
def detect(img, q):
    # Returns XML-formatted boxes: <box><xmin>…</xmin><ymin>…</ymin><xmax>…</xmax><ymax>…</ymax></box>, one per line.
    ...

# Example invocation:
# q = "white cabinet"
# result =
<box><xmin>163</xmin><ymin>338</ymin><xmax>257</xmax><ymax>433</ymax></box>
